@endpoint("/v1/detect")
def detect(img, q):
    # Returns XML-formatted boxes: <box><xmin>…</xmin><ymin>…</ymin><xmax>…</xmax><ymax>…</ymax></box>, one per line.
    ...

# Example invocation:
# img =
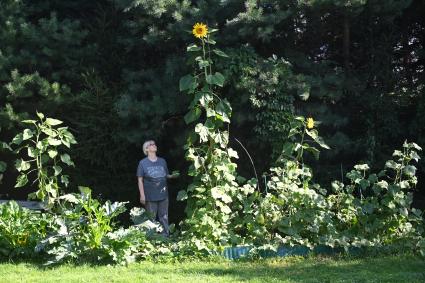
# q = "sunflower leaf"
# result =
<box><xmin>179</xmin><ymin>75</ymin><xmax>197</xmax><ymax>92</ymax></box>
<box><xmin>184</xmin><ymin>108</ymin><xmax>201</xmax><ymax>124</ymax></box>
<box><xmin>206</xmin><ymin>72</ymin><xmax>225</xmax><ymax>87</ymax></box>
<box><xmin>187</xmin><ymin>44</ymin><xmax>201</xmax><ymax>52</ymax></box>
<box><xmin>212</xmin><ymin>49</ymin><xmax>229</xmax><ymax>58</ymax></box>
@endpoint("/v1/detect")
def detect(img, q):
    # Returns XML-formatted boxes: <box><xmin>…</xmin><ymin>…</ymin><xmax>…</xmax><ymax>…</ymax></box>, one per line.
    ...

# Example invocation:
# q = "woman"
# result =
<box><xmin>136</xmin><ymin>140</ymin><xmax>178</xmax><ymax>236</ymax></box>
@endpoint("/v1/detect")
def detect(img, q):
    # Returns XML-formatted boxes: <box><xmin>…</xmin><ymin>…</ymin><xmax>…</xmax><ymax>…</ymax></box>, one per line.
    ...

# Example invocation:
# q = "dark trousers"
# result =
<box><xmin>145</xmin><ymin>198</ymin><xmax>169</xmax><ymax>236</ymax></box>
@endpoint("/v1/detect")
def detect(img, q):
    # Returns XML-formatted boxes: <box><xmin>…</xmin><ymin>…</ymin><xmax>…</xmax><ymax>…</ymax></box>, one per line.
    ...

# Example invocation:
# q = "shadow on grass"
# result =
<box><xmin>176</xmin><ymin>255</ymin><xmax>425</xmax><ymax>282</ymax></box>
<box><xmin>2</xmin><ymin>252</ymin><xmax>425</xmax><ymax>283</ymax></box>
<box><xmin>0</xmin><ymin>254</ymin><xmax>124</xmax><ymax>270</ymax></box>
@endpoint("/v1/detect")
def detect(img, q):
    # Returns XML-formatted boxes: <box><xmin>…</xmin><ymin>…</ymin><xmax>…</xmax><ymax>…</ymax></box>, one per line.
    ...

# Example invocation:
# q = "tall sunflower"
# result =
<box><xmin>192</xmin><ymin>23</ymin><xmax>208</xmax><ymax>38</ymax></box>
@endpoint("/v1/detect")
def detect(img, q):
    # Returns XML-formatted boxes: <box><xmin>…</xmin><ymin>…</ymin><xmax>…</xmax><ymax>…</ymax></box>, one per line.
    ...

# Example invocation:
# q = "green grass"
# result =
<box><xmin>0</xmin><ymin>254</ymin><xmax>424</xmax><ymax>282</ymax></box>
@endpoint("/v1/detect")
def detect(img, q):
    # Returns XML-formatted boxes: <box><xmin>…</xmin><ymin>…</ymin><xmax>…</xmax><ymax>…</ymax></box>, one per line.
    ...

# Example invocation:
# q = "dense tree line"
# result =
<box><xmin>1</xmin><ymin>0</ymin><xmax>424</xmax><ymax>223</ymax></box>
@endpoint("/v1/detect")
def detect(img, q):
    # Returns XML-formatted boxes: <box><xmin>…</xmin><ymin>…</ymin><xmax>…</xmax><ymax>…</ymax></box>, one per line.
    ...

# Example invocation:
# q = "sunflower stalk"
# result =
<box><xmin>178</xmin><ymin>23</ymin><xmax>250</xmax><ymax>245</ymax></box>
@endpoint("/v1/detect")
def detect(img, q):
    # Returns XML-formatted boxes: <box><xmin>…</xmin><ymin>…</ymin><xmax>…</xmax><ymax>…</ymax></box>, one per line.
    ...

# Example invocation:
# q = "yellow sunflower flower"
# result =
<box><xmin>192</xmin><ymin>23</ymin><xmax>208</xmax><ymax>38</ymax></box>
<box><xmin>306</xmin><ymin>117</ymin><xmax>314</xmax><ymax>129</ymax></box>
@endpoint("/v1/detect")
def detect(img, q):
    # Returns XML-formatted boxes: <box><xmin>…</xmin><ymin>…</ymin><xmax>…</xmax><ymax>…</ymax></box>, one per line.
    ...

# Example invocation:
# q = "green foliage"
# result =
<box><xmin>0</xmin><ymin>128</ymin><xmax>10</xmax><ymax>184</ymax></box>
<box><xmin>10</xmin><ymin>113</ymin><xmax>76</xmax><ymax>206</ymax></box>
<box><xmin>243</xmin><ymin>142</ymin><xmax>424</xmax><ymax>255</ymax></box>
<box><xmin>232</xmin><ymin>53</ymin><xmax>302</xmax><ymax>160</ymax></box>
<box><xmin>36</xmin><ymin>187</ymin><xmax>143</xmax><ymax>265</ymax></box>
<box><xmin>0</xmin><ymin>201</ymin><xmax>56</xmax><ymax>258</ymax></box>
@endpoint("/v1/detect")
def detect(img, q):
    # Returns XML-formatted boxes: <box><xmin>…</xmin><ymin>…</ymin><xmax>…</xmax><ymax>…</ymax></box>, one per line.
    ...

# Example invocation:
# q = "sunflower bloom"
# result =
<box><xmin>306</xmin><ymin>117</ymin><xmax>314</xmax><ymax>129</ymax></box>
<box><xmin>192</xmin><ymin>23</ymin><xmax>208</xmax><ymax>38</ymax></box>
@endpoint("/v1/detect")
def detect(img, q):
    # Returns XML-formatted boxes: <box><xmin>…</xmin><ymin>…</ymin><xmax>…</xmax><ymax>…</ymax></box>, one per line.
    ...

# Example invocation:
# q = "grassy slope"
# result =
<box><xmin>0</xmin><ymin>255</ymin><xmax>424</xmax><ymax>282</ymax></box>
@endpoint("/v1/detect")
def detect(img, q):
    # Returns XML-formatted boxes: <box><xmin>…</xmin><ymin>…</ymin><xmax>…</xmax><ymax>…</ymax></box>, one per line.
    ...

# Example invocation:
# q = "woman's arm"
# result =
<box><xmin>138</xmin><ymin>177</ymin><xmax>146</xmax><ymax>205</ymax></box>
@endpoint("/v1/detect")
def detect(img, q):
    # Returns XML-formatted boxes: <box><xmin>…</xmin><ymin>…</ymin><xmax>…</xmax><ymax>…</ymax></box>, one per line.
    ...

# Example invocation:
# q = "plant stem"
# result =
<box><xmin>202</xmin><ymin>39</ymin><xmax>208</xmax><ymax>79</ymax></box>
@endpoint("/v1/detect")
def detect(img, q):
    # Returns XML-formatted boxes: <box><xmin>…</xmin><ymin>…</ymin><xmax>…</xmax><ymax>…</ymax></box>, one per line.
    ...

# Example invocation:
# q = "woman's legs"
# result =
<box><xmin>145</xmin><ymin>199</ymin><xmax>169</xmax><ymax>236</ymax></box>
<box><xmin>157</xmin><ymin>198</ymin><xmax>169</xmax><ymax>236</ymax></box>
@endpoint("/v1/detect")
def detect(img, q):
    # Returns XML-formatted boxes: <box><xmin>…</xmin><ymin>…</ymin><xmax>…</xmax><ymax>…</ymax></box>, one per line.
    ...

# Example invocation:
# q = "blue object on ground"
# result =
<box><xmin>222</xmin><ymin>244</ymin><xmax>365</xmax><ymax>260</ymax></box>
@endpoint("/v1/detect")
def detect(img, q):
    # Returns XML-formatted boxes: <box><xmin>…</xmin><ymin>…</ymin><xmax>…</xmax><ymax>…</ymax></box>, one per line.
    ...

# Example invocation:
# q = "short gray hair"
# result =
<box><xmin>142</xmin><ymin>140</ymin><xmax>154</xmax><ymax>155</ymax></box>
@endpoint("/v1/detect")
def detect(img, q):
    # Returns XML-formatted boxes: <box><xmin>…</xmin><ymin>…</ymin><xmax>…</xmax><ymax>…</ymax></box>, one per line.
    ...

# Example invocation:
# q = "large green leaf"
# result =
<box><xmin>204</xmin><ymin>38</ymin><xmax>216</xmax><ymax>45</ymax></box>
<box><xmin>206</xmin><ymin>72</ymin><xmax>225</xmax><ymax>87</ymax></box>
<box><xmin>36</xmin><ymin>112</ymin><xmax>45</xmax><ymax>119</ymax></box>
<box><xmin>11</xmin><ymin>133</ymin><xmax>23</xmax><ymax>145</ymax></box>
<box><xmin>59</xmin><ymin>193</ymin><xmax>79</xmax><ymax>204</ymax></box>
<box><xmin>22</xmin><ymin>129</ymin><xmax>34</xmax><ymax>140</ymax></box>
<box><xmin>305</xmin><ymin>129</ymin><xmax>330</xmax><ymax>149</ymax></box>
<box><xmin>198</xmin><ymin>60</ymin><xmax>210</xmax><ymax>68</ymax></box>
<box><xmin>78</xmin><ymin>186</ymin><xmax>91</xmax><ymax>197</ymax></box>
<box><xmin>45</xmin><ymin>118</ymin><xmax>63</xmax><ymax>126</ymax></box>
<box><xmin>61</xmin><ymin>175</ymin><xmax>69</xmax><ymax>187</ymax></box>
<box><xmin>218</xmin><ymin>203</ymin><xmax>231</xmax><ymax>214</ymax></box>
<box><xmin>41</xmin><ymin>127</ymin><xmax>57</xmax><ymax>137</ymax></box>
<box><xmin>213</xmin><ymin>131</ymin><xmax>228</xmax><ymax>148</ymax></box>
<box><xmin>48</xmin><ymin>149</ymin><xmax>58</xmax><ymax>158</ymax></box>
<box><xmin>36</xmin><ymin>140</ymin><xmax>48</xmax><ymax>150</ymax></box>
<box><xmin>212</xmin><ymin>49</ymin><xmax>229</xmax><ymax>58</ymax></box>
<box><xmin>179</xmin><ymin>75</ymin><xmax>197</xmax><ymax>92</ymax></box>
<box><xmin>184</xmin><ymin>108</ymin><xmax>201</xmax><ymax>124</ymax></box>
<box><xmin>0</xmin><ymin>161</ymin><xmax>6</xmax><ymax>173</ymax></box>
<box><xmin>15</xmin><ymin>159</ymin><xmax>30</xmax><ymax>172</ymax></box>
<box><xmin>1</xmin><ymin>142</ymin><xmax>12</xmax><ymax>151</ymax></box>
<box><xmin>15</xmin><ymin>174</ymin><xmax>28</xmax><ymax>188</ymax></box>
<box><xmin>206</xmin><ymin>107</ymin><xmax>216</xmax><ymax>118</ymax></box>
<box><xmin>198</xmin><ymin>92</ymin><xmax>213</xmax><ymax>107</ymax></box>
<box><xmin>195</xmin><ymin>123</ymin><xmax>209</xmax><ymax>143</ymax></box>
<box><xmin>211</xmin><ymin>187</ymin><xmax>233</xmax><ymax>204</ymax></box>
<box><xmin>47</xmin><ymin>138</ymin><xmax>62</xmax><ymax>146</ymax></box>
<box><xmin>187</xmin><ymin>44</ymin><xmax>201</xmax><ymax>52</ymax></box>
<box><xmin>177</xmin><ymin>190</ymin><xmax>188</xmax><ymax>201</ymax></box>
<box><xmin>61</xmin><ymin>139</ymin><xmax>70</xmax><ymax>148</ymax></box>
<box><xmin>215</xmin><ymin>99</ymin><xmax>232</xmax><ymax>122</ymax></box>
<box><xmin>227</xmin><ymin>148</ymin><xmax>239</xmax><ymax>159</ymax></box>
<box><xmin>281</xmin><ymin>142</ymin><xmax>295</xmax><ymax>156</ymax></box>
<box><xmin>53</xmin><ymin>165</ymin><xmax>62</xmax><ymax>176</ymax></box>
<box><xmin>60</xmin><ymin>154</ymin><xmax>74</xmax><ymax>166</ymax></box>
<box><xmin>41</xmin><ymin>154</ymin><xmax>49</xmax><ymax>164</ymax></box>
<box><xmin>403</xmin><ymin>165</ymin><xmax>417</xmax><ymax>177</ymax></box>
<box><xmin>27</xmin><ymin>146</ymin><xmax>36</xmax><ymax>158</ymax></box>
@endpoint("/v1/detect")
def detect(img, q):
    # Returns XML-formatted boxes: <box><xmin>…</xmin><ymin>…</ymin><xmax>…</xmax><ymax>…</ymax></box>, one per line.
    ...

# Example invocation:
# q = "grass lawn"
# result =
<box><xmin>0</xmin><ymin>254</ymin><xmax>424</xmax><ymax>282</ymax></box>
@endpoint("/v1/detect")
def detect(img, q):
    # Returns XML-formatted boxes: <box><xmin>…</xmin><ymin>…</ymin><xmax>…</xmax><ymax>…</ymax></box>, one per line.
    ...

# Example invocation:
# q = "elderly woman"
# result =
<box><xmin>136</xmin><ymin>140</ymin><xmax>177</xmax><ymax>236</ymax></box>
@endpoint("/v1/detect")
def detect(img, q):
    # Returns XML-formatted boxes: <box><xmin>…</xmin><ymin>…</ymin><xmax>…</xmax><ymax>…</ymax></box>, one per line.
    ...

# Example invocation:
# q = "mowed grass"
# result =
<box><xmin>0</xmin><ymin>254</ymin><xmax>424</xmax><ymax>283</ymax></box>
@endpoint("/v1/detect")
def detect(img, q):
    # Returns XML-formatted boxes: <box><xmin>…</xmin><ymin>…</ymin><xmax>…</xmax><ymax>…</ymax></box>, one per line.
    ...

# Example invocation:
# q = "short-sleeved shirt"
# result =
<box><xmin>136</xmin><ymin>157</ymin><xmax>169</xmax><ymax>201</ymax></box>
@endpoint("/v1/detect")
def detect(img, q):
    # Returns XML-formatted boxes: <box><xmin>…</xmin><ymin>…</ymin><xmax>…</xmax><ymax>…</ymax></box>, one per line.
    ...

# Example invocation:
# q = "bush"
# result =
<box><xmin>0</xmin><ymin>201</ymin><xmax>56</xmax><ymax>259</ymax></box>
<box><xmin>242</xmin><ymin>142</ymin><xmax>425</xmax><ymax>255</ymax></box>
<box><xmin>35</xmin><ymin>187</ymin><xmax>150</xmax><ymax>265</ymax></box>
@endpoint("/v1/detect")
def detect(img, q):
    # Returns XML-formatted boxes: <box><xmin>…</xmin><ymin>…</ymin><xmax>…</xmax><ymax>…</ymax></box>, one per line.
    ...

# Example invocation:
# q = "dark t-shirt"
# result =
<box><xmin>136</xmin><ymin>157</ymin><xmax>169</xmax><ymax>201</ymax></box>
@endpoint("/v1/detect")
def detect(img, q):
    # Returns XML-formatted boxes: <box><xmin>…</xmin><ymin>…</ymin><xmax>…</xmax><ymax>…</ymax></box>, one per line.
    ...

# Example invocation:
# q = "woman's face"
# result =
<box><xmin>147</xmin><ymin>141</ymin><xmax>157</xmax><ymax>154</ymax></box>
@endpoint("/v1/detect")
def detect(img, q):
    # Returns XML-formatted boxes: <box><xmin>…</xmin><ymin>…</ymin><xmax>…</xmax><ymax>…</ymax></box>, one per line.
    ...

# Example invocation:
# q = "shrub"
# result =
<box><xmin>0</xmin><ymin>201</ymin><xmax>56</xmax><ymax>259</ymax></box>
